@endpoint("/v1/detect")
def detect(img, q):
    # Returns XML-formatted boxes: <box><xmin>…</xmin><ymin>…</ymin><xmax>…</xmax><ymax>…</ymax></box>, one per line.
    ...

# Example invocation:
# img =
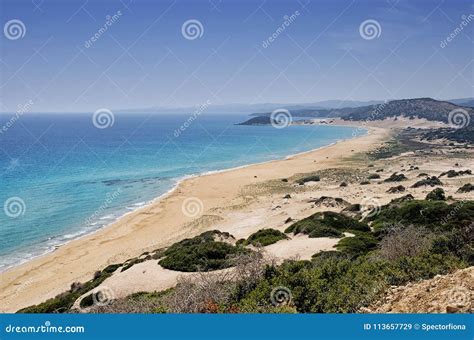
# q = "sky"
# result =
<box><xmin>0</xmin><ymin>0</ymin><xmax>473</xmax><ymax>113</ymax></box>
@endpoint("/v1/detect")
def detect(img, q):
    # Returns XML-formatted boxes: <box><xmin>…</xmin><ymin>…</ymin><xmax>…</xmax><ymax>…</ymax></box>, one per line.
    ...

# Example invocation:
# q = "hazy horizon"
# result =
<box><xmin>1</xmin><ymin>0</ymin><xmax>473</xmax><ymax>113</ymax></box>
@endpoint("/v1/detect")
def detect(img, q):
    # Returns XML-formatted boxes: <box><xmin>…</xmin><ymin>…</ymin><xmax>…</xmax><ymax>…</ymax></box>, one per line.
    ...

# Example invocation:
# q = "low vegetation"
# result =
<box><xmin>420</xmin><ymin>126</ymin><xmax>474</xmax><ymax>144</ymax></box>
<box><xmin>238</xmin><ymin>229</ymin><xmax>289</xmax><ymax>247</ymax></box>
<box><xmin>17</xmin><ymin>263</ymin><xmax>122</xmax><ymax>313</ymax></box>
<box><xmin>439</xmin><ymin>169</ymin><xmax>472</xmax><ymax>178</ymax></box>
<box><xmin>457</xmin><ymin>183</ymin><xmax>474</xmax><ymax>193</ymax></box>
<box><xmin>383</xmin><ymin>172</ymin><xmax>408</xmax><ymax>182</ymax></box>
<box><xmin>387</xmin><ymin>185</ymin><xmax>405</xmax><ymax>193</ymax></box>
<box><xmin>296</xmin><ymin>175</ymin><xmax>320</xmax><ymax>185</ymax></box>
<box><xmin>425</xmin><ymin>188</ymin><xmax>446</xmax><ymax>201</ymax></box>
<box><xmin>411</xmin><ymin>176</ymin><xmax>442</xmax><ymax>188</ymax></box>
<box><xmin>159</xmin><ymin>231</ymin><xmax>250</xmax><ymax>272</ymax></box>
<box><xmin>285</xmin><ymin>211</ymin><xmax>369</xmax><ymax>238</ymax></box>
<box><xmin>20</xmin><ymin>197</ymin><xmax>474</xmax><ymax>314</ymax></box>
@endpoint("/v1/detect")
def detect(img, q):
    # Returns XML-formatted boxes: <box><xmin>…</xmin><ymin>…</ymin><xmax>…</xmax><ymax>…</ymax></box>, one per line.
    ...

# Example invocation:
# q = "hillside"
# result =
<box><xmin>362</xmin><ymin>267</ymin><xmax>473</xmax><ymax>313</ymax></box>
<box><xmin>248</xmin><ymin>98</ymin><xmax>474</xmax><ymax>125</ymax></box>
<box><xmin>236</xmin><ymin>116</ymin><xmax>277</xmax><ymax>125</ymax></box>
<box><xmin>343</xmin><ymin>98</ymin><xmax>473</xmax><ymax>123</ymax></box>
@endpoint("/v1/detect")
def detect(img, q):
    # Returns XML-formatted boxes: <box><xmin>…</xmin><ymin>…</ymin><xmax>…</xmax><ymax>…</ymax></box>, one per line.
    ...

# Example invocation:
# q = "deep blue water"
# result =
<box><xmin>0</xmin><ymin>113</ymin><xmax>365</xmax><ymax>271</ymax></box>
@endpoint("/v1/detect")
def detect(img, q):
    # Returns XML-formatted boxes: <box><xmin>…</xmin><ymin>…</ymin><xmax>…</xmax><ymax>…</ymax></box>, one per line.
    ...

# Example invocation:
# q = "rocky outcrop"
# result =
<box><xmin>361</xmin><ymin>267</ymin><xmax>473</xmax><ymax>313</ymax></box>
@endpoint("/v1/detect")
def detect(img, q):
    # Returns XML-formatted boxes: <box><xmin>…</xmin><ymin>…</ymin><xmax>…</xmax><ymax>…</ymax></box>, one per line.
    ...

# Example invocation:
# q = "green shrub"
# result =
<box><xmin>285</xmin><ymin>211</ymin><xmax>369</xmax><ymax>238</ymax></box>
<box><xmin>411</xmin><ymin>176</ymin><xmax>442</xmax><ymax>188</ymax></box>
<box><xmin>236</xmin><ymin>251</ymin><xmax>465</xmax><ymax>313</ymax></box>
<box><xmin>439</xmin><ymin>169</ymin><xmax>472</xmax><ymax>178</ymax></box>
<box><xmin>159</xmin><ymin>231</ymin><xmax>249</xmax><ymax>272</ymax></box>
<box><xmin>17</xmin><ymin>264</ymin><xmax>121</xmax><ymax>313</ymax></box>
<box><xmin>368</xmin><ymin>200</ymin><xmax>474</xmax><ymax>233</ymax></box>
<box><xmin>383</xmin><ymin>173</ymin><xmax>407</xmax><ymax>182</ymax></box>
<box><xmin>457</xmin><ymin>183</ymin><xmax>474</xmax><ymax>193</ymax></box>
<box><xmin>242</xmin><ymin>229</ymin><xmax>288</xmax><ymax>246</ymax></box>
<box><xmin>297</xmin><ymin>175</ymin><xmax>320</xmax><ymax>185</ymax></box>
<box><xmin>308</xmin><ymin>226</ymin><xmax>343</xmax><ymax>238</ymax></box>
<box><xmin>79</xmin><ymin>293</ymin><xmax>94</xmax><ymax>308</ymax></box>
<box><xmin>425</xmin><ymin>188</ymin><xmax>446</xmax><ymax>201</ymax></box>
<box><xmin>335</xmin><ymin>233</ymin><xmax>378</xmax><ymax>256</ymax></box>
<box><xmin>386</xmin><ymin>185</ymin><xmax>405</xmax><ymax>193</ymax></box>
<box><xmin>159</xmin><ymin>241</ymin><xmax>249</xmax><ymax>272</ymax></box>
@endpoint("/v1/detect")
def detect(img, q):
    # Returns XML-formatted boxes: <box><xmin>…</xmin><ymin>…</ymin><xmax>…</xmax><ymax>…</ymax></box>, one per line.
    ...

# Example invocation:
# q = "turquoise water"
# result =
<box><xmin>0</xmin><ymin>113</ymin><xmax>365</xmax><ymax>271</ymax></box>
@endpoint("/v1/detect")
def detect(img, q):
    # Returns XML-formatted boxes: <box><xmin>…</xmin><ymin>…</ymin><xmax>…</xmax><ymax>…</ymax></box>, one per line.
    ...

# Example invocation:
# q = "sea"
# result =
<box><xmin>0</xmin><ymin>113</ymin><xmax>366</xmax><ymax>271</ymax></box>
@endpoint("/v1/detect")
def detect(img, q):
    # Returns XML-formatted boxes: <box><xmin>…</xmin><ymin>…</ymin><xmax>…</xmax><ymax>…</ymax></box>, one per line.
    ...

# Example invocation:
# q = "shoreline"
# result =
<box><xmin>0</xmin><ymin>124</ymin><xmax>368</xmax><ymax>274</ymax></box>
<box><xmin>0</xmin><ymin>120</ymin><xmax>394</xmax><ymax>312</ymax></box>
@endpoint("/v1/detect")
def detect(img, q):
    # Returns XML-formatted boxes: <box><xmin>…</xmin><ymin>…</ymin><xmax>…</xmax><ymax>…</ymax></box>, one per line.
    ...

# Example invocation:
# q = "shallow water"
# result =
<box><xmin>0</xmin><ymin>113</ymin><xmax>365</xmax><ymax>271</ymax></box>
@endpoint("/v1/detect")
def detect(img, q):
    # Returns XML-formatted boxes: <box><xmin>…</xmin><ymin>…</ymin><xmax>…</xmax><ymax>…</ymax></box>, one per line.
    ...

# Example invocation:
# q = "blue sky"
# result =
<box><xmin>0</xmin><ymin>0</ymin><xmax>473</xmax><ymax>112</ymax></box>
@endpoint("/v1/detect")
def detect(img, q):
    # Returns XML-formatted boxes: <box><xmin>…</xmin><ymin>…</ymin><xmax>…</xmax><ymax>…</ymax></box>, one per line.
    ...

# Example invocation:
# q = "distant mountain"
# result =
<box><xmin>236</xmin><ymin>116</ymin><xmax>277</xmax><ymax>125</ymax></box>
<box><xmin>447</xmin><ymin>98</ymin><xmax>474</xmax><ymax>107</ymax></box>
<box><xmin>117</xmin><ymin>100</ymin><xmax>385</xmax><ymax>114</ymax></box>
<box><xmin>114</xmin><ymin>98</ymin><xmax>474</xmax><ymax>118</ymax></box>
<box><xmin>304</xmin><ymin>99</ymin><xmax>384</xmax><ymax>108</ymax></box>
<box><xmin>342</xmin><ymin>98</ymin><xmax>473</xmax><ymax>123</ymax></box>
<box><xmin>248</xmin><ymin>98</ymin><xmax>473</xmax><ymax>125</ymax></box>
<box><xmin>453</xmin><ymin>100</ymin><xmax>474</xmax><ymax>108</ymax></box>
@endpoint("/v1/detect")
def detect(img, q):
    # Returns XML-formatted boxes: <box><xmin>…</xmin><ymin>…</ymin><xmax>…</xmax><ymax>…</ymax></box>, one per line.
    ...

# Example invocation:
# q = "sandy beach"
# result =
<box><xmin>2</xmin><ymin>117</ymin><xmax>470</xmax><ymax>313</ymax></box>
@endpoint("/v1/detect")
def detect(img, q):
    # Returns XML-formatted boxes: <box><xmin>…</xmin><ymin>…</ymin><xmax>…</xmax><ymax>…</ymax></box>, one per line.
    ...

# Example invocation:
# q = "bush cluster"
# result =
<box><xmin>285</xmin><ymin>211</ymin><xmax>369</xmax><ymax>238</ymax></box>
<box><xmin>238</xmin><ymin>229</ymin><xmax>289</xmax><ymax>247</ymax></box>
